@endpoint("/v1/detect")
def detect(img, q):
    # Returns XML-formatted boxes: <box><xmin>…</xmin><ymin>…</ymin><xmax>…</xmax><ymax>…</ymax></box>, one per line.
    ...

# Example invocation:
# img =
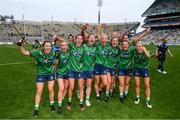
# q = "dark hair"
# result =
<box><xmin>42</xmin><ymin>40</ymin><xmax>52</xmax><ymax>47</ymax></box>
<box><xmin>122</xmin><ymin>34</ymin><xmax>128</xmax><ymax>39</ymax></box>
<box><xmin>75</xmin><ymin>34</ymin><xmax>83</xmax><ymax>39</ymax></box>
<box><xmin>110</xmin><ymin>37</ymin><xmax>118</xmax><ymax>46</ymax></box>
<box><xmin>68</xmin><ymin>34</ymin><xmax>74</xmax><ymax>39</ymax></box>
<box><xmin>122</xmin><ymin>40</ymin><xmax>130</xmax><ymax>45</ymax></box>
<box><xmin>54</xmin><ymin>38</ymin><xmax>60</xmax><ymax>44</ymax></box>
<box><xmin>111</xmin><ymin>37</ymin><xmax>118</xmax><ymax>41</ymax></box>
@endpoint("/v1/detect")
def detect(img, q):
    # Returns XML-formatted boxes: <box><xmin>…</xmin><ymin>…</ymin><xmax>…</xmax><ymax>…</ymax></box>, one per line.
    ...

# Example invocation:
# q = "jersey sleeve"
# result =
<box><xmin>30</xmin><ymin>50</ymin><xmax>39</xmax><ymax>59</ymax></box>
<box><xmin>130</xmin><ymin>46</ymin><xmax>136</xmax><ymax>52</ymax></box>
<box><xmin>52</xmin><ymin>52</ymin><xmax>57</xmax><ymax>64</ymax></box>
<box><xmin>93</xmin><ymin>41</ymin><xmax>99</xmax><ymax>47</ymax></box>
<box><xmin>68</xmin><ymin>42</ymin><xmax>74</xmax><ymax>48</ymax></box>
<box><xmin>130</xmin><ymin>40</ymin><xmax>136</xmax><ymax>46</ymax></box>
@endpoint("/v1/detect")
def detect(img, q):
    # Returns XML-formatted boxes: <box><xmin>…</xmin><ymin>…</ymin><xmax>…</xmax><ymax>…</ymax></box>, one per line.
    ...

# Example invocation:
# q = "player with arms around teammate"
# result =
<box><xmin>18</xmin><ymin>39</ymin><xmax>56</xmax><ymax>117</ymax></box>
<box><xmin>133</xmin><ymin>41</ymin><xmax>153</xmax><ymax>108</ymax></box>
<box><xmin>55</xmin><ymin>41</ymin><xmax>70</xmax><ymax>114</ymax></box>
<box><xmin>105</xmin><ymin>37</ymin><xmax>119</xmax><ymax>98</ymax></box>
<box><xmin>118</xmin><ymin>28</ymin><xmax>151</xmax><ymax>102</ymax></box>
<box><xmin>66</xmin><ymin>34</ymin><xmax>85</xmax><ymax>110</ymax></box>
<box><xmin>82</xmin><ymin>34</ymin><xmax>96</xmax><ymax>106</ymax></box>
<box><xmin>156</xmin><ymin>37</ymin><xmax>173</xmax><ymax>74</ymax></box>
<box><xmin>94</xmin><ymin>34</ymin><xmax>109</xmax><ymax>102</ymax></box>
<box><xmin>117</xmin><ymin>40</ymin><xmax>136</xmax><ymax>103</ymax></box>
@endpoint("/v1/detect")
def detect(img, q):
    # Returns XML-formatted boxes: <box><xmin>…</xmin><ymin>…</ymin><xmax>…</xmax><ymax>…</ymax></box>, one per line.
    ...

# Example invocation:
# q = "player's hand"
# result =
<box><xmin>146</xmin><ymin>27</ymin><xmax>151</xmax><ymax>33</ymax></box>
<box><xmin>52</xmin><ymin>35</ymin><xmax>58</xmax><ymax>40</ymax></box>
<box><xmin>82</xmin><ymin>23</ymin><xmax>89</xmax><ymax>30</ymax></box>
<box><xmin>17</xmin><ymin>38</ymin><xmax>25</xmax><ymax>46</ymax></box>
<box><xmin>155</xmin><ymin>54</ymin><xmax>158</xmax><ymax>58</ymax></box>
<box><xmin>142</xmin><ymin>46</ymin><xmax>147</xmax><ymax>52</ymax></box>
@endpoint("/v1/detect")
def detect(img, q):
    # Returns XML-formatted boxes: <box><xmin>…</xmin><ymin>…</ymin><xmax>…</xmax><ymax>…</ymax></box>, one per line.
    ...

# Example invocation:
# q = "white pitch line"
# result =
<box><xmin>0</xmin><ymin>61</ymin><xmax>34</xmax><ymax>66</ymax></box>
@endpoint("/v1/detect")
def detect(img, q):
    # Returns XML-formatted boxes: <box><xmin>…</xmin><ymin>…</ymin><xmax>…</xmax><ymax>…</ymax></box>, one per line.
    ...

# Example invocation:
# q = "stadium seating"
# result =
<box><xmin>131</xmin><ymin>29</ymin><xmax>180</xmax><ymax>45</ymax></box>
<box><xmin>142</xmin><ymin>0</ymin><xmax>180</xmax><ymax>17</ymax></box>
<box><xmin>0</xmin><ymin>20</ymin><xmax>140</xmax><ymax>43</ymax></box>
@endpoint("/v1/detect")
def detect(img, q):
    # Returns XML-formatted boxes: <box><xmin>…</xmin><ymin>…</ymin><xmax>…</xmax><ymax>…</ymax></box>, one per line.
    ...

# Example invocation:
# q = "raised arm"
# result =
<box><xmin>52</xmin><ymin>35</ymin><xmax>64</xmax><ymax>43</ymax></box>
<box><xmin>81</xmin><ymin>23</ymin><xmax>90</xmax><ymax>42</ymax></box>
<box><xmin>17</xmin><ymin>39</ymin><xmax>30</xmax><ymax>56</ymax></box>
<box><xmin>135</xmin><ymin>27</ymin><xmax>151</xmax><ymax>43</ymax></box>
<box><xmin>96</xmin><ymin>23</ymin><xmax>105</xmax><ymax>40</ymax></box>
<box><xmin>142</xmin><ymin>46</ymin><xmax>150</xmax><ymax>58</ymax></box>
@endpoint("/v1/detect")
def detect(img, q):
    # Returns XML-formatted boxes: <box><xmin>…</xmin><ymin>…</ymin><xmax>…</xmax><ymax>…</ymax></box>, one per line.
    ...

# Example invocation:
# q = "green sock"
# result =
<box><xmin>58</xmin><ymin>101</ymin><xmax>62</xmax><ymax>107</ymax></box>
<box><xmin>124</xmin><ymin>91</ymin><xmax>128</xmax><ymax>96</ymax></box>
<box><xmin>106</xmin><ymin>92</ymin><xmax>109</xmax><ymax>97</ymax></box>
<box><xmin>35</xmin><ymin>105</ymin><xmax>39</xmax><ymax>111</ymax></box>
<box><xmin>120</xmin><ymin>92</ymin><xmax>123</xmax><ymax>97</ymax></box>
<box><xmin>136</xmin><ymin>96</ymin><xmax>140</xmax><ymax>99</ymax></box>
<box><xmin>146</xmin><ymin>97</ymin><xmax>150</xmax><ymax>102</ymax></box>
<box><xmin>110</xmin><ymin>89</ymin><xmax>113</xmax><ymax>94</ymax></box>
<box><xmin>80</xmin><ymin>99</ymin><xmax>83</xmax><ymax>104</ymax></box>
<box><xmin>68</xmin><ymin>98</ymin><xmax>72</xmax><ymax>103</ymax></box>
<box><xmin>50</xmin><ymin>101</ymin><xmax>54</xmax><ymax>106</ymax></box>
<box><xmin>86</xmin><ymin>97</ymin><xmax>90</xmax><ymax>101</ymax></box>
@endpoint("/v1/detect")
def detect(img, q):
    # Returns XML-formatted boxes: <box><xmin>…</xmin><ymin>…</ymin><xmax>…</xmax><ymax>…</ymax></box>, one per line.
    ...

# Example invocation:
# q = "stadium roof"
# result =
<box><xmin>142</xmin><ymin>0</ymin><xmax>180</xmax><ymax>17</ymax></box>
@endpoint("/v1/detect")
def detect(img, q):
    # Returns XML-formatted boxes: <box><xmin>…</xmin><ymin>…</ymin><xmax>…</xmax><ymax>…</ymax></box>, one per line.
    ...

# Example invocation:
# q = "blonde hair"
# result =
<box><xmin>101</xmin><ymin>34</ymin><xmax>108</xmax><ymax>39</ymax></box>
<box><xmin>136</xmin><ymin>41</ymin><xmax>143</xmax><ymax>46</ymax></box>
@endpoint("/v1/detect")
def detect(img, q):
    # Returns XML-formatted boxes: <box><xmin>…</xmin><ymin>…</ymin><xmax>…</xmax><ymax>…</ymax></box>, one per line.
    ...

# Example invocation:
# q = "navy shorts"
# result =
<box><xmin>83</xmin><ymin>71</ymin><xmax>94</xmax><ymax>79</ymax></box>
<box><xmin>67</xmin><ymin>70</ymin><xmax>83</xmax><ymax>80</ymax></box>
<box><xmin>118</xmin><ymin>69</ymin><xmax>132</xmax><ymax>76</ymax></box>
<box><xmin>56</xmin><ymin>73</ymin><xmax>68</xmax><ymax>80</ymax></box>
<box><xmin>94</xmin><ymin>63</ymin><xmax>108</xmax><ymax>75</ymax></box>
<box><xmin>36</xmin><ymin>73</ymin><xmax>55</xmax><ymax>83</ymax></box>
<box><xmin>106</xmin><ymin>67</ymin><xmax>116</xmax><ymax>76</ymax></box>
<box><xmin>133</xmin><ymin>68</ymin><xmax>149</xmax><ymax>77</ymax></box>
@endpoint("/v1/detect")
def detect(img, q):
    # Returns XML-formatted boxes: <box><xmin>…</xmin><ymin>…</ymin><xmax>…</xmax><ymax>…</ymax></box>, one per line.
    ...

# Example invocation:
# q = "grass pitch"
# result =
<box><xmin>0</xmin><ymin>45</ymin><xmax>180</xmax><ymax>119</ymax></box>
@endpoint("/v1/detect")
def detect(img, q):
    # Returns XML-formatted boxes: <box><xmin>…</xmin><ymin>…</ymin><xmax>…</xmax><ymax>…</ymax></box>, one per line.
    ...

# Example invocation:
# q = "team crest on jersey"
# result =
<box><xmin>72</xmin><ymin>51</ymin><xmax>81</xmax><ymax>57</ymax></box>
<box><xmin>62</xmin><ymin>59</ymin><xmax>69</xmax><ymax>64</ymax></box>
<box><xmin>43</xmin><ymin>58</ymin><xmax>53</xmax><ymax>64</ymax></box>
<box><xmin>101</xmin><ymin>49</ymin><xmax>109</xmax><ymax>55</ymax></box>
<box><xmin>109</xmin><ymin>51</ymin><xmax>118</xmax><ymax>57</ymax></box>
<box><xmin>86</xmin><ymin>51</ymin><xmax>95</xmax><ymax>56</ymax></box>
<box><xmin>43</xmin><ymin>59</ymin><xmax>48</xmax><ymax>63</ymax></box>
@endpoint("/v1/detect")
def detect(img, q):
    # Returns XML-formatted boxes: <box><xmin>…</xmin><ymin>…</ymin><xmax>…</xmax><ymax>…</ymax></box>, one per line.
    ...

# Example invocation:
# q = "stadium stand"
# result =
<box><xmin>142</xmin><ymin>0</ymin><xmax>180</xmax><ymax>28</ymax></box>
<box><xmin>136</xmin><ymin>0</ymin><xmax>180</xmax><ymax>45</ymax></box>
<box><xmin>131</xmin><ymin>29</ymin><xmax>180</xmax><ymax>45</ymax></box>
<box><xmin>0</xmin><ymin>20</ymin><xmax>140</xmax><ymax>43</ymax></box>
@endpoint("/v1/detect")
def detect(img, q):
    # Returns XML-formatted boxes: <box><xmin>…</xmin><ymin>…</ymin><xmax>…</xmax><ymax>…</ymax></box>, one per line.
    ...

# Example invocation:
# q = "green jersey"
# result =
<box><xmin>56</xmin><ymin>50</ymin><xmax>70</xmax><ymax>75</ymax></box>
<box><xmin>94</xmin><ymin>42</ymin><xmax>109</xmax><ymax>66</ymax></box>
<box><xmin>32</xmin><ymin>43</ymin><xmax>41</xmax><ymax>50</ymax></box>
<box><xmin>118</xmin><ymin>46</ymin><xmax>135</xmax><ymax>69</ymax></box>
<box><xmin>134</xmin><ymin>50</ymin><xmax>153</xmax><ymax>69</ymax></box>
<box><xmin>82</xmin><ymin>44</ymin><xmax>96</xmax><ymax>71</ymax></box>
<box><xmin>106</xmin><ymin>46</ymin><xmax>119</xmax><ymax>69</ymax></box>
<box><xmin>30</xmin><ymin>50</ymin><xmax>56</xmax><ymax>75</ymax></box>
<box><xmin>68</xmin><ymin>42</ymin><xmax>84</xmax><ymax>72</ymax></box>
